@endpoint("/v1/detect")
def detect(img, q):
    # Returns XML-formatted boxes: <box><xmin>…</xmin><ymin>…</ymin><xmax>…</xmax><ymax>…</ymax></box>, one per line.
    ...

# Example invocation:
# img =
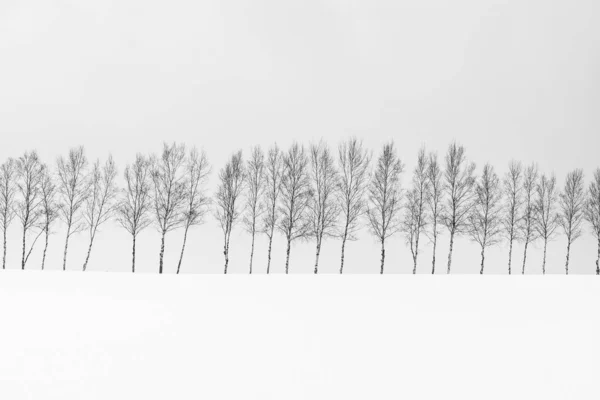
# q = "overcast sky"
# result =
<box><xmin>0</xmin><ymin>0</ymin><xmax>599</xmax><ymax>274</ymax></box>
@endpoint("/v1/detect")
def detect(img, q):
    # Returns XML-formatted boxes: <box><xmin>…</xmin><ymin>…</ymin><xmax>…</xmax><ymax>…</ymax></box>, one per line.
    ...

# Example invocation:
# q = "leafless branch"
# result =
<box><xmin>0</xmin><ymin>158</ymin><xmax>17</xmax><ymax>269</ymax></box>
<box><xmin>242</xmin><ymin>146</ymin><xmax>265</xmax><ymax>274</ymax></box>
<box><xmin>502</xmin><ymin>160</ymin><xmax>523</xmax><ymax>274</ymax></box>
<box><xmin>558</xmin><ymin>169</ymin><xmax>585</xmax><ymax>274</ymax></box>
<box><xmin>534</xmin><ymin>173</ymin><xmax>559</xmax><ymax>274</ymax></box>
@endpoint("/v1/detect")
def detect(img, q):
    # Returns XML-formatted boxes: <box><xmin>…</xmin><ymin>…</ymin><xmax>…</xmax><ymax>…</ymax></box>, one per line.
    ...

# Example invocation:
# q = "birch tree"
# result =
<box><xmin>278</xmin><ymin>143</ymin><xmax>312</xmax><ymax>273</ymax></box>
<box><xmin>534</xmin><ymin>173</ymin><xmax>559</xmax><ymax>274</ymax></box>
<box><xmin>336</xmin><ymin>137</ymin><xmax>370</xmax><ymax>274</ymax></box>
<box><xmin>402</xmin><ymin>147</ymin><xmax>429</xmax><ymax>274</ymax></box>
<box><xmin>585</xmin><ymin>168</ymin><xmax>600</xmax><ymax>275</ymax></box>
<box><xmin>520</xmin><ymin>163</ymin><xmax>538</xmax><ymax>274</ymax></box>
<box><xmin>441</xmin><ymin>142</ymin><xmax>476</xmax><ymax>273</ymax></box>
<box><xmin>468</xmin><ymin>164</ymin><xmax>503</xmax><ymax>274</ymax></box>
<box><xmin>57</xmin><ymin>146</ymin><xmax>89</xmax><ymax>270</ymax></box>
<box><xmin>367</xmin><ymin>142</ymin><xmax>404</xmax><ymax>274</ymax></box>
<box><xmin>177</xmin><ymin>147</ymin><xmax>211</xmax><ymax>274</ymax></box>
<box><xmin>308</xmin><ymin>141</ymin><xmax>339</xmax><ymax>274</ymax></box>
<box><xmin>151</xmin><ymin>142</ymin><xmax>187</xmax><ymax>274</ymax></box>
<box><xmin>117</xmin><ymin>154</ymin><xmax>153</xmax><ymax>273</ymax></box>
<box><xmin>16</xmin><ymin>151</ymin><xmax>45</xmax><ymax>269</ymax></box>
<box><xmin>39</xmin><ymin>166</ymin><xmax>58</xmax><ymax>270</ymax></box>
<box><xmin>243</xmin><ymin>146</ymin><xmax>265</xmax><ymax>274</ymax></box>
<box><xmin>502</xmin><ymin>160</ymin><xmax>523</xmax><ymax>274</ymax></box>
<box><xmin>0</xmin><ymin>159</ymin><xmax>17</xmax><ymax>269</ymax></box>
<box><xmin>426</xmin><ymin>151</ymin><xmax>443</xmax><ymax>274</ymax></box>
<box><xmin>82</xmin><ymin>156</ymin><xmax>118</xmax><ymax>271</ymax></box>
<box><xmin>558</xmin><ymin>169</ymin><xmax>585</xmax><ymax>274</ymax></box>
<box><xmin>215</xmin><ymin>150</ymin><xmax>245</xmax><ymax>274</ymax></box>
<box><xmin>261</xmin><ymin>144</ymin><xmax>283</xmax><ymax>274</ymax></box>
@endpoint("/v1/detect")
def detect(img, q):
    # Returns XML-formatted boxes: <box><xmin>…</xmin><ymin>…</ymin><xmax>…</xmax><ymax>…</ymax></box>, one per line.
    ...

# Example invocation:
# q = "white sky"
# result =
<box><xmin>0</xmin><ymin>0</ymin><xmax>599</xmax><ymax>273</ymax></box>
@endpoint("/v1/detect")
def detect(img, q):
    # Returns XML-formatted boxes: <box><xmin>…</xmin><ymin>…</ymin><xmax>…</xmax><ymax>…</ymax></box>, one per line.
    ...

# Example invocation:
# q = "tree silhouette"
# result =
<box><xmin>243</xmin><ymin>146</ymin><xmax>265</xmax><ymax>274</ymax></box>
<box><xmin>177</xmin><ymin>147</ymin><xmax>211</xmax><ymax>274</ymax></box>
<box><xmin>278</xmin><ymin>143</ymin><xmax>312</xmax><ymax>273</ymax></box>
<box><xmin>558</xmin><ymin>169</ymin><xmax>585</xmax><ymax>275</ymax></box>
<box><xmin>367</xmin><ymin>142</ymin><xmax>404</xmax><ymax>274</ymax></box>
<box><xmin>534</xmin><ymin>173</ymin><xmax>559</xmax><ymax>274</ymax></box>
<box><xmin>468</xmin><ymin>164</ymin><xmax>503</xmax><ymax>274</ymax></box>
<box><xmin>117</xmin><ymin>154</ymin><xmax>153</xmax><ymax>273</ymax></box>
<box><xmin>0</xmin><ymin>159</ymin><xmax>17</xmax><ymax>269</ymax></box>
<box><xmin>336</xmin><ymin>137</ymin><xmax>370</xmax><ymax>274</ymax></box>
<box><xmin>520</xmin><ymin>163</ymin><xmax>538</xmax><ymax>274</ymax></box>
<box><xmin>441</xmin><ymin>142</ymin><xmax>476</xmax><ymax>274</ymax></box>
<box><xmin>57</xmin><ymin>146</ymin><xmax>89</xmax><ymax>271</ymax></box>
<box><xmin>39</xmin><ymin>166</ymin><xmax>58</xmax><ymax>270</ymax></box>
<box><xmin>261</xmin><ymin>144</ymin><xmax>283</xmax><ymax>274</ymax></box>
<box><xmin>585</xmin><ymin>168</ymin><xmax>600</xmax><ymax>275</ymax></box>
<box><xmin>16</xmin><ymin>151</ymin><xmax>45</xmax><ymax>269</ymax></box>
<box><xmin>308</xmin><ymin>141</ymin><xmax>339</xmax><ymax>274</ymax></box>
<box><xmin>402</xmin><ymin>148</ymin><xmax>429</xmax><ymax>274</ymax></box>
<box><xmin>426</xmin><ymin>151</ymin><xmax>444</xmax><ymax>274</ymax></box>
<box><xmin>151</xmin><ymin>142</ymin><xmax>187</xmax><ymax>274</ymax></box>
<box><xmin>215</xmin><ymin>150</ymin><xmax>245</xmax><ymax>274</ymax></box>
<box><xmin>502</xmin><ymin>161</ymin><xmax>523</xmax><ymax>274</ymax></box>
<box><xmin>82</xmin><ymin>156</ymin><xmax>118</xmax><ymax>271</ymax></box>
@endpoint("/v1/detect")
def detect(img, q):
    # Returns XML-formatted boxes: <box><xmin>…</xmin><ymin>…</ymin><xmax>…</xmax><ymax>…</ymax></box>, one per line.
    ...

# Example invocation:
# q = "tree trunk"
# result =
<box><xmin>340</xmin><ymin>227</ymin><xmax>348</xmax><ymax>274</ymax></box>
<box><xmin>249</xmin><ymin>229</ymin><xmax>255</xmax><ymax>274</ymax></box>
<box><xmin>2</xmin><ymin>228</ymin><xmax>6</xmax><ymax>269</ymax></box>
<box><xmin>413</xmin><ymin>233</ymin><xmax>420</xmax><ymax>275</ymax></box>
<box><xmin>21</xmin><ymin>227</ymin><xmax>27</xmax><ymax>270</ymax></box>
<box><xmin>131</xmin><ymin>235</ymin><xmax>136</xmax><ymax>273</ymax></box>
<box><xmin>159</xmin><ymin>231</ymin><xmax>166</xmax><ymax>274</ymax></box>
<box><xmin>596</xmin><ymin>237</ymin><xmax>600</xmax><ymax>275</ymax></box>
<box><xmin>522</xmin><ymin>239</ymin><xmax>529</xmax><ymax>275</ymax></box>
<box><xmin>507</xmin><ymin>238</ymin><xmax>514</xmax><ymax>275</ymax></box>
<box><xmin>380</xmin><ymin>239</ymin><xmax>385</xmax><ymax>274</ymax></box>
<box><xmin>224</xmin><ymin>228</ymin><xmax>231</xmax><ymax>274</ymax></box>
<box><xmin>480</xmin><ymin>246</ymin><xmax>485</xmax><ymax>275</ymax></box>
<box><xmin>542</xmin><ymin>239</ymin><xmax>548</xmax><ymax>275</ymax></box>
<box><xmin>176</xmin><ymin>225</ymin><xmax>190</xmax><ymax>275</ymax></box>
<box><xmin>565</xmin><ymin>238</ymin><xmax>571</xmax><ymax>275</ymax></box>
<box><xmin>82</xmin><ymin>234</ymin><xmax>95</xmax><ymax>271</ymax></box>
<box><xmin>431</xmin><ymin>232</ymin><xmax>437</xmax><ymax>274</ymax></box>
<box><xmin>41</xmin><ymin>229</ymin><xmax>49</xmax><ymax>270</ymax></box>
<box><xmin>285</xmin><ymin>238</ymin><xmax>291</xmax><ymax>274</ymax></box>
<box><xmin>314</xmin><ymin>238</ymin><xmax>322</xmax><ymax>274</ymax></box>
<box><xmin>447</xmin><ymin>232</ymin><xmax>455</xmax><ymax>274</ymax></box>
<box><xmin>62</xmin><ymin>226</ymin><xmax>71</xmax><ymax>271</ymax></box>
<box><xmin>266</xmin><ymin>234</ymin><xmax>273</xmax><ymax>274</ymax></box>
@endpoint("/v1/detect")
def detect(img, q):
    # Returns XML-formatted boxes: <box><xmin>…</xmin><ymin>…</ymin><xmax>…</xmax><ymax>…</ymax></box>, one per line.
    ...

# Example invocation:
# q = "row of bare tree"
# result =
<box><xmin>0</xmin><ymin>140</ymin><xmax>598</xmax><ymax>274</ymax></box>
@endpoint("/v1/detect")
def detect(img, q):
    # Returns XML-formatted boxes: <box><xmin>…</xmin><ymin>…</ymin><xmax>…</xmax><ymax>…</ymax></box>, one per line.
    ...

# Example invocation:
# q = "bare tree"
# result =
<box><xmin>558</xmin><ymin>169</ymin><xmax>585</xmax><ymax>275</ymax></box>
<box><xmin>534</xmin><ymin>173</ymin><xmax>559</xmax><ymax>274</ymax></box>
<box><xmin>441</xmin><ymin>142</ymin><xmax>476</xmax><ymax>273</ymax></box>
<box><xmin>39</xmin><ymin>166</ymin><xmax>58</xmax><ymax>270</ymax></box>
<box><xmin>261</xmin><ymin>144</ymin><xmax>283</xmax><ymax>274</ymax></box>
<box><xmin>57</xmin><ymin>146</ymin><xmax>89</xmax><ymax>270</ymax></box>
<box><xmin>243</xmin><ymin>146</ymin><xmax>265</xmax><ymax>274</ymax></box>
<box><xmin>468</xmin><ymin>164</ymin><xmax>503</xmax><ymax>274</ymax></box>
<box><xmin>82</xmin><ymin>156</ymin><xmax>118</xmax><ymax>271</ymax></box>
<box><xmin>367</xmin><ymin>142</ymin><xmax>404</xmax><ymax>274</ymax></box>
<box><xmin>308</xmin><ymin>141</ymin><xmax>339</xmax><ymax>274</ymax></box>
<box><xmin>0</xmin><ymin>159</ymin><xmax>17</xmax><ymax>269</ymax></box>
<box><xmin>117</xmin><ymin>154</ymin><xmax>153</xmax><ymax>273</ymax></box>
<box><xmin>520</xmin><ymin>163</ymin><xmax>538</xmax><ymax>274</ymax></box>
<box><xmin>426</xmin><ymin>151</ymin><xmax>443</xmax><ymax>274</ymax></box>
<box><xmin>337</xmin><ymin>137</ymin><xmax>370</xmax><ymax>274</ymax></box>
<box><xmin>402</xmin><ymin>147</ymin><xmax>429</xmax><ymax>274</ymax></box>
<box><xmin>585</xmin><ymin>168</ymin><xmax>600</xmax><ymax>275</ymax></box>
<box><xmin>215</xmin><ymin>150</ymin><xmax>245</xmax><ymax>274</ymax></box>
<box><xmin>151</xmin><ymin>142</ymin><xmax>187</xmax><ymax>274</ymax></box>
<box><xmin>502</xmin><ymin>160</ymin><xmax>523</xmax><ymax>274</ymax></box>
<box><xmin>177</xmin><ymin>147</ymin><xmax>211</xmax><ymax>274</ymax></box>
<box><xmin>278</xmin><ymin>143</ymin><xmax>312</xmax><ymax>273</ymax></box>
<box><xmin>16</xmin><ymin>151</ymin><xmax>45</xmax><ymax>269</ymax></box>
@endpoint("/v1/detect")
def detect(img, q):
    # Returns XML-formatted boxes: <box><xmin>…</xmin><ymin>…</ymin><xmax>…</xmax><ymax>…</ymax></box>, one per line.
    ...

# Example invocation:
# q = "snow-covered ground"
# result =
<box><xmin>0</xmin><ymin>272</ymin><xmax>597</xmax><ymax>399</ymax></box>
